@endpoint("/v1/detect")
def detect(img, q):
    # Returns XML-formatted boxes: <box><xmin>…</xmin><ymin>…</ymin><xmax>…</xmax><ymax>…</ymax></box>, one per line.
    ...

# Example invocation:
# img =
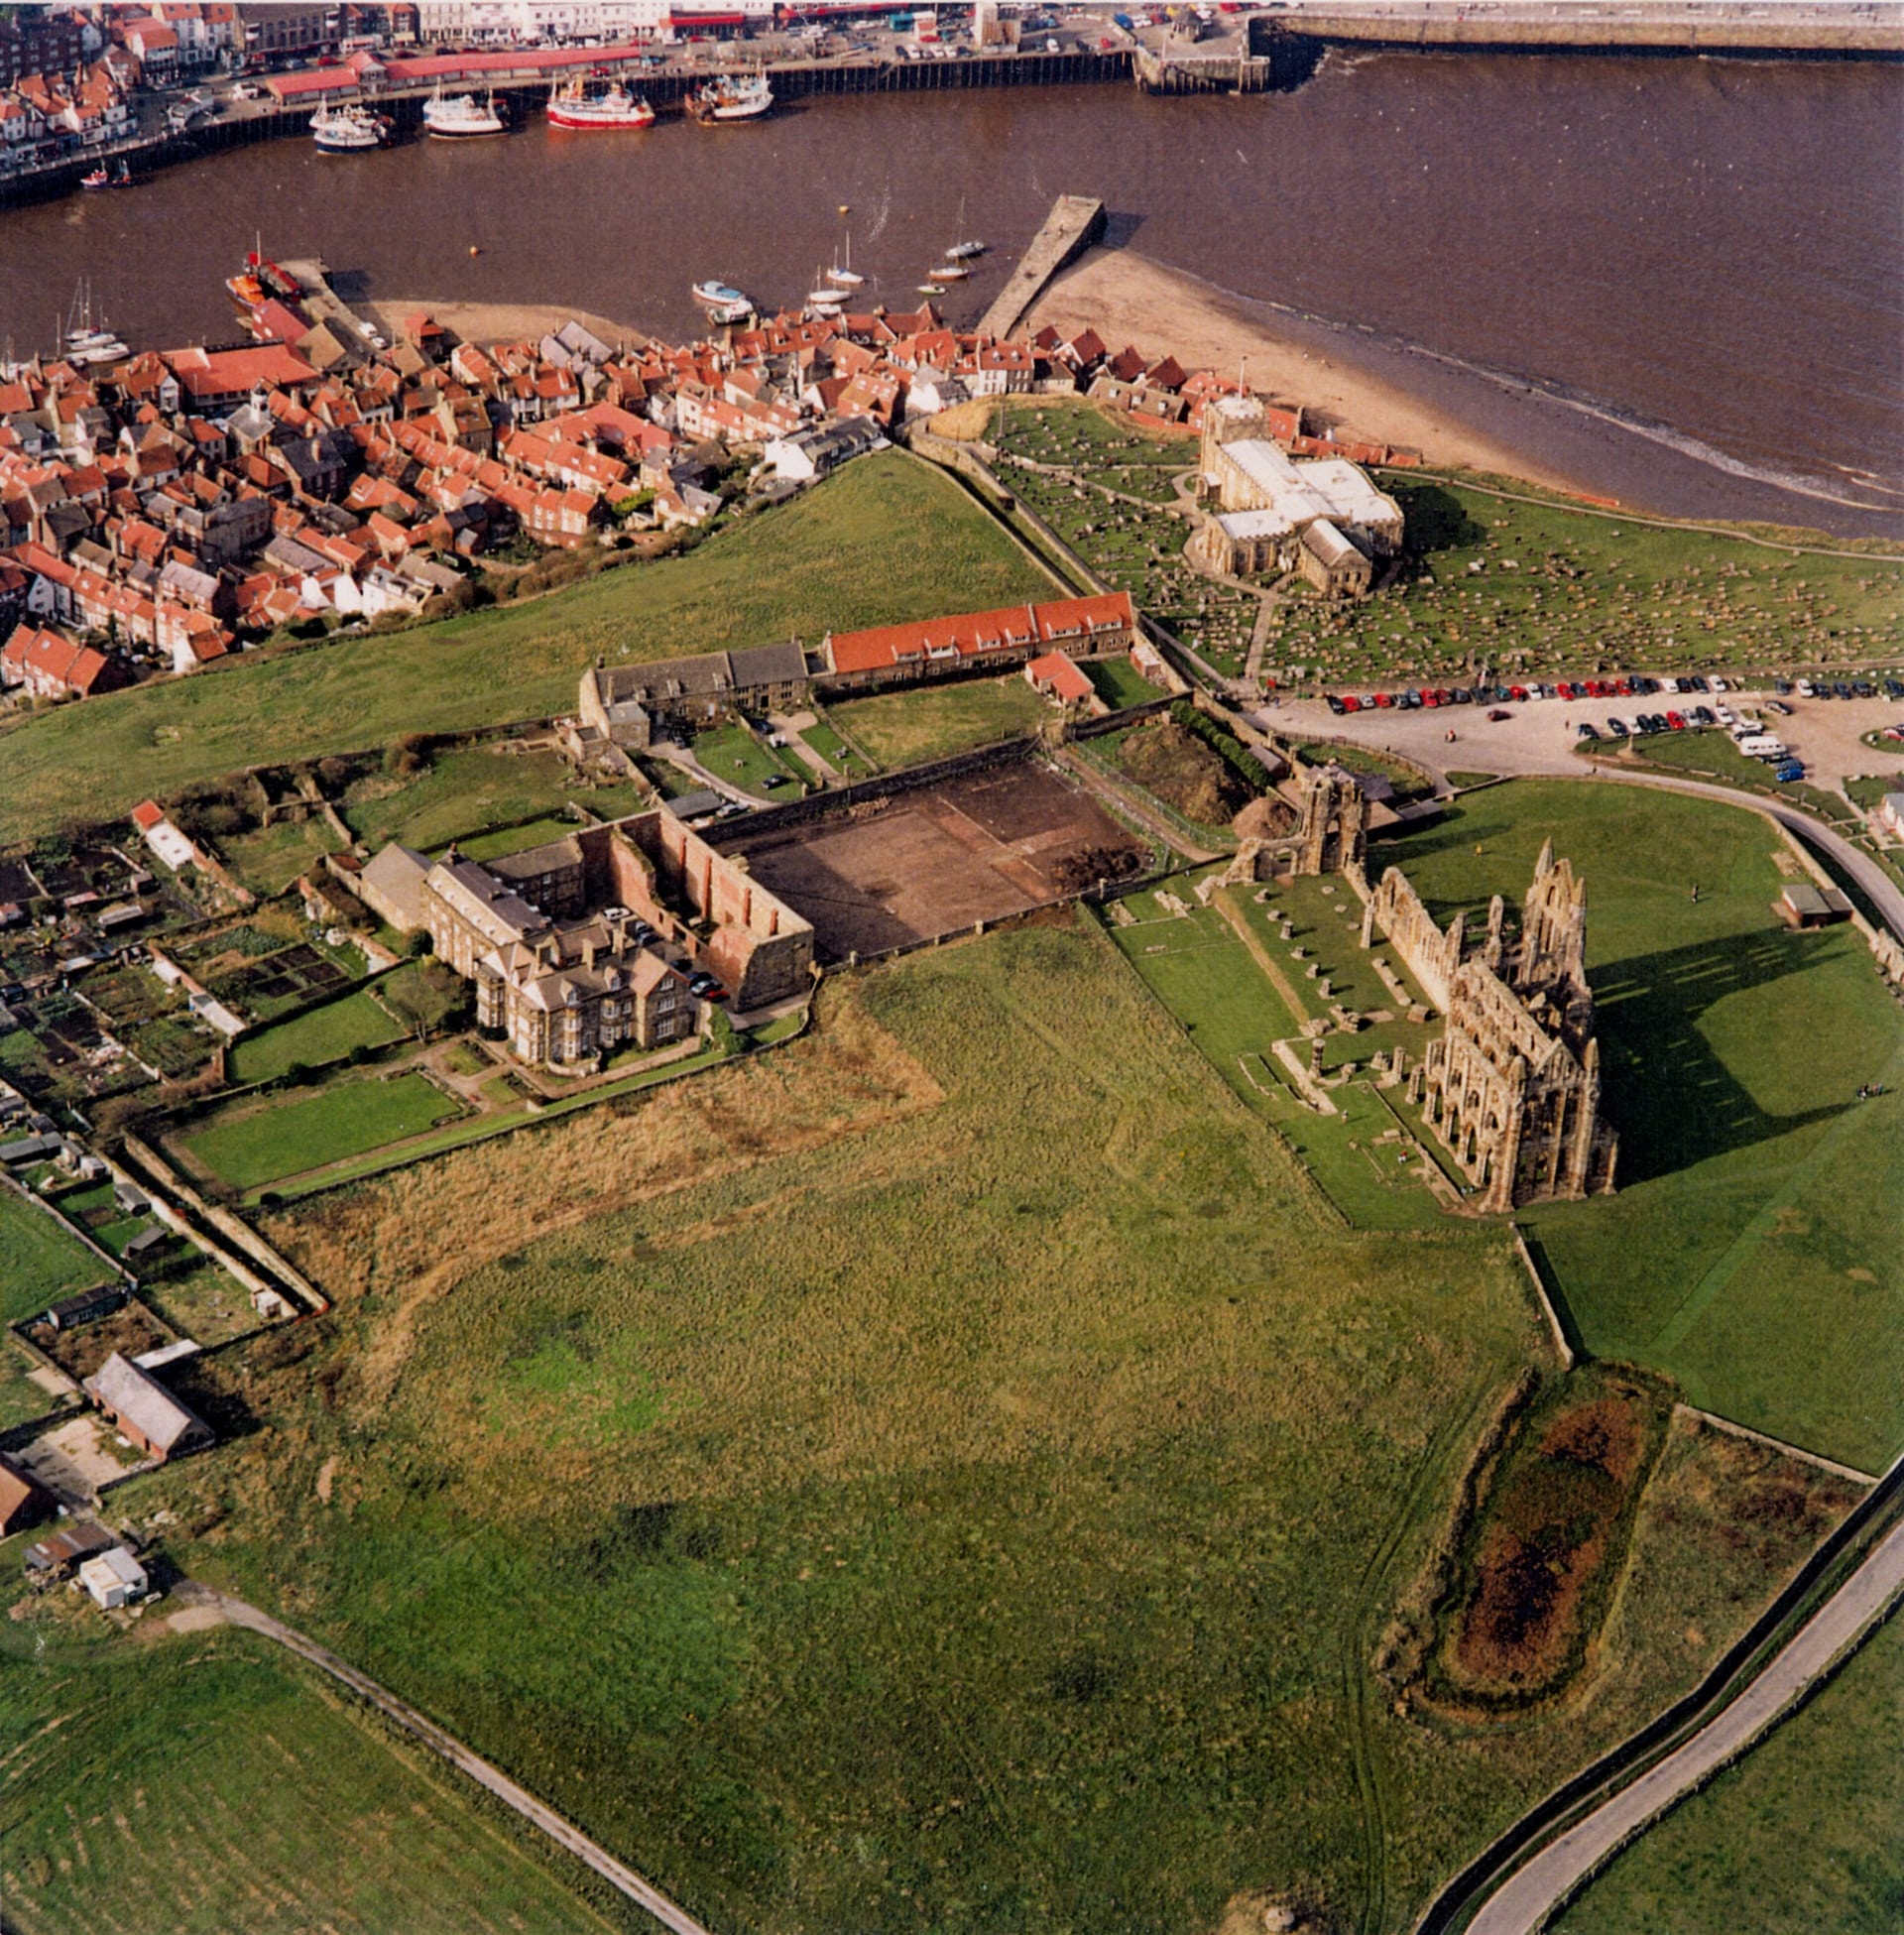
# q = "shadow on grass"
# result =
<box><xmin>1592</xmin><ymin>926</ymin><xmax>1852</xmax><ymax>1185</ymax></box>
<box><xmin>1393</xmin><ymin>480</ymin><xmax>1488</xmax><ymax>556</ymax></box>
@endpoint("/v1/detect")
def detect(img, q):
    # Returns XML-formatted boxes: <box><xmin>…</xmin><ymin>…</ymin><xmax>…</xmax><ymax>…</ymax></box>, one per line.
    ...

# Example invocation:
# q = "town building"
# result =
<box><xmin>0</xmin><ymin>1451</ymin><xmax>54</xmax><ymax>1537</ymax></box>
<box><xmin>578</xmin><ymin>640</ymin><xmax>810</xmax><ymax>748</ymax></box>
<box><xmin>80</xmin><ymin>1545</ymin><xmax>149</xmax><ymax>1611</ymax></box>
<box><xmin>83</xmin><ymin>1352</ymin><xmax>215</xmax><ymax>1462</ymax></box>
<box><xmin>1193</xmin><ymin>394</ymin><xmax>1402</xmax><ymax>590</ymax></box>
<box><xmin>370</xmin><ymin>810</ymin><xmax>812</xmax><ymax>1066</ymax></box>
<box><xmin>819</xmin><ymin>592</ymin><xmax>1135</xmax><ymax>693</ymax></box>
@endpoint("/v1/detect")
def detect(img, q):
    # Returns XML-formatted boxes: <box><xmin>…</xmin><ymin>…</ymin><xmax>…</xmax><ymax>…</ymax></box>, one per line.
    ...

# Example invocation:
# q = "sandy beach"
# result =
<box><xmin>1023</xmin><ymin>249</ymin><xmax>1580</xmax><ymax>495</ymax></box>
<box><xmin>362</xmin><ymin>297</ymin><xmax>651</xmax><ymax>352</ymax></box>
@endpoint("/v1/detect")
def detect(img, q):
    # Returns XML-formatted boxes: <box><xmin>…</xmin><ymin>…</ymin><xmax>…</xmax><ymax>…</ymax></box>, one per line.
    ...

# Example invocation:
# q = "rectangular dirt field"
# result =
<box><xmin>715</xmin><ymin>760</ymin><xmax>1146</xmax><ymax>961</ymax></box>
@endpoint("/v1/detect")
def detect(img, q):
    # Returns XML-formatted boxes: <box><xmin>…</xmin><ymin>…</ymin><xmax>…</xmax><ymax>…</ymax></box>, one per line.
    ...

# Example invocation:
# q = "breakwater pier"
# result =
<box><xmin>977</xmin><ymin>196</ymin><xmax>1108</xmax><ymax>342</ymax></box>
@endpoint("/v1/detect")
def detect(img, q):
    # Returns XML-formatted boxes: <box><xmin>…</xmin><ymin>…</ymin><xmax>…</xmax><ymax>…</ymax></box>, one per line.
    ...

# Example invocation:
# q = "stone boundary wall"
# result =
<box><xmin>707</xmin><ymin>737</ymin><xmax>1043</xmax><ymax>843</ymax></box>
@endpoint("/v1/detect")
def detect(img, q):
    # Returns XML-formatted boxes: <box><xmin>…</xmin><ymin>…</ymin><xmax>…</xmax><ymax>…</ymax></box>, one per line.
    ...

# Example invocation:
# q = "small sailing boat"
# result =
<box><xmin>826</xmin><ymin>229</ymin><xmax>863</xmax><ymax>288</ymax></box>
<box><xmin>944</xmin><ymin>192</ymin><xmax>987</xmax><ymax>261</ymax></box>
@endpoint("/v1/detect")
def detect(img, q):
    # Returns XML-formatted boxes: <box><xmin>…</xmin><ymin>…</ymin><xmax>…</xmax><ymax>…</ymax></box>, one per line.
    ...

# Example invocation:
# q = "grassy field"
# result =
<box><xmin>1375</xmin><ymin>781</ymin><xmax>1904</xmax><ymax>1471</ymax></box>
<box><xmin>226</xmin><ymin>986</ymin><xmax>406</xmax><ymax>1085</ymax></box>
<box><xmin>178</xmin><ymin>1071</ymin><xmax>458</xmax><ymax>1190</ymax></box>
<box><xmin>0</xmin><ymin>1628</ymin><xmax>620</xmax><ymax>1935</ymax></box>
<box><xmin>1607</xmin><ymin>729</ymin><xmax>1857</xmax><ymax>824</ymax></box>
<box><xmin>0</xmin><ymin>1187</ymin><xmax>114</xmax><ymax>1324</ymax></box>
<box><xmin>124</xmin><ymin>925</ymin><xmax>1851</xmax><ymax>1934</ymax></box>
<box><xmin>1104</xmin><ymin>878</ymin><xmax>1444</xmax><ymax>1230</ymax></box>
<box><xmin>1552</xmin><ymin>1609</ymin><xmax>1904</xmax><ymax>1935</ymax></box>
<box><xmin>990</xmin><ymin>402</ymin><xmax>1257</xmax><ymax>679</ymax></box>
<box><xmin>826</xmin><ymin>673</ymin><xmax>1047</xmax><ymax>770</ymax></box>
<box><xmin>0</xmin><ymin>452</ymin><xmax>1052</xmax><ymax>846</ymax></box>
<box><xmin>689</xmin><ymin>721</ymin><xmax>807</xmax><ymax>800</ymax></box>
<box><xmin>344</xmin><ymin>745</ymin><xmax>585</xmax><ymax>851</ymax></box>
<box><xmin>1267</xmin><ymin>478</ymin><xmax>1904</xmax><ymax>686</ymax></box>
<box><xmin>1085</xmin><ymin>653</ymin><xmax>1167</xmax><ymax>710</ymax></box>
<box><xmin>218</xmin><ymin>813</ymin><xmax>345</xmax><ymax>898</ymax></box>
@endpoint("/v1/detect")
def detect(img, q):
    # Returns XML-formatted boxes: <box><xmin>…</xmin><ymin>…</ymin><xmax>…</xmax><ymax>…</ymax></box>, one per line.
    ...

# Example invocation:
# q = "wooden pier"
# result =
<box><xmin>977</xmin><ymin>194</ymin><xmax>1107</xmax><ymax>343</ymax></box>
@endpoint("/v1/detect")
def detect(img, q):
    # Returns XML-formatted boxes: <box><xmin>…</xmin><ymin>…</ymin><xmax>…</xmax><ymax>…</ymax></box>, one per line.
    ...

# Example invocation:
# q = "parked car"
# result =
<box><xmin>1693</xmin><ymin>705</ymin><xmax>1717</xmax><ymax>726</ymax></box>
<box><xmin>1325</xmin><ymin>693</ymin><xmax>1346</xmax><ymax>715</ymax></box>
<box><xmin>1666</xmin><ymin>710</ymin><xmax>1686</xmax><ymax>730</ymax></box>
<box><xmin>1884</xmin><ymin>678</ymin><xmax>1904</xmax><ymax>699</ymax></box>
<box><xmin>1606</xmin><ymin>716</ymin><xmax>1629</xmax><ymax>737</ymax></box>
<box><xmin>688</xmin><ymin>972</ymin><xmax>727</xmax><ymax>1001</ymax></box>
<box><xmin>1576</xmin><ymin>722</ymin><xmax>1600</xmax><ymax>740</ymax></box>
<box><xmin>1488</xmin><ymin>707</ymin><xmax>1513</xmax><ymax>722</ymax></box>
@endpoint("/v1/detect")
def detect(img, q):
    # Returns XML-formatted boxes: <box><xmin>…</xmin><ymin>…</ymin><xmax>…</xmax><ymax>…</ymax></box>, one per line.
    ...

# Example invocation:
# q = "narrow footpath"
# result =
<box><xmin>1461</xmin><ymin>1512</ymin><xmax>1904</xmax><ymax>1935</ymax></box>
<box><xmin>174</xmin><ymin>1583</ymin><xmax>713</xmax><ymax>1935</ymax></box>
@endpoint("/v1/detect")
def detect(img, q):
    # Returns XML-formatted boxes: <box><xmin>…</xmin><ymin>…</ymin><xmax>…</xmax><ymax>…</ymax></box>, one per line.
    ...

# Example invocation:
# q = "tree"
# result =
<box><xmin>382</xmin><ymin>961</ymin><xmax>465</xmax><ymax>1044</ymax></box>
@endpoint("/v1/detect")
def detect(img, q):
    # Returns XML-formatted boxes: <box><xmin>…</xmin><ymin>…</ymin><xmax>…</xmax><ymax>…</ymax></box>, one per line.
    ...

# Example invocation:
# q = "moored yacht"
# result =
<box><xmin>423</xmin><ymin>89</ymin><xmax>508</xmax><ymax>139</ymax></box>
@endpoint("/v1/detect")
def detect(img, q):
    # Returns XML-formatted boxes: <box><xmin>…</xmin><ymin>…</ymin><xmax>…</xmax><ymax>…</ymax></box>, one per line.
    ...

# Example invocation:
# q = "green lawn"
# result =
<box><xmin>827</xmin><ymin>673</ymin><xmax>1047</xmax><ymax>770</ymax></box>
<box><xmin>129</xmin><ymin>924</ymin><xmax>1837</xmax><ymax>1934</ymax></box>
<box><xmin>0</xmin><ymin>1630</ymin><xmax>617</xmax><ymax>1935</ymax></box>
<box><xmin>218</xmin><ymin>813</ymin><xmax>346</xmax><ymax>898</ymax></box>
<box><xmin>1105</xmin><ymin>879</ymin><xmax>1444</xmax><ymax>1230</ymax></box>
<box><xmin>0</xmin><ymin>1334</ymin><xmax>62</xmax><ymax>1428</ymax></box>
<box><xmin>345</xmin><ymin>746</ymin><xmax>588</xmax><ymax>852</ymax></box>
<box><xmin>179</xmin><ymin>1072</ymin><xmax>458</xmax><ymax>1190</ymax></box>
<box><xmin>1375</xmin><ymin>780</ymin><xmax>1904</xmax><ymax>1470</ymax></box>
<box><xmin>227</xmin><ymin>986</ymin><xmax>406</xmax><ymax>1085</ymax></box>
<box><xmin>454</xmin><ymin>814</ymin><xmax>586</xmax><ymax>862</ymax></box>
<box><xmin>0</xmin><ymin>1187</ymin><xmax>114</xmax><ymax>1324</ymax></box>
<box><xmin>1612</xmin><ymin>729</ymin><xmax>1856</xmax><ymax>824</ymax></box>
<box><xmin>689</xmin><ymin>721</ymin><xmax>806</xmax><ymax>801</ymax></box>
<box><xmin>1553</xmin><ymin>1611</ymin><xmax>1904</xmax><ymax>1935</ymax></box>
<box><xmin>0</xmin><ymin>451</ymin><xmax>1053</xmax><ymax>846</ymax></box>
<box><xmin>1085</xmin><ymin>654</ymin><xmax>1167</xmax><ymax>710</ymax></box>
<box><xmin>1264</xmin><ymin>478</ymin><xmax>1904</xmax><ymax>686</ymax></box>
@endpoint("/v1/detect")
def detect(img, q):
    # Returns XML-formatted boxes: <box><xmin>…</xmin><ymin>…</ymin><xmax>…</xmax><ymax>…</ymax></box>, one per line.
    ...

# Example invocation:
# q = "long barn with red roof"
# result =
<box><xmin>821</xmin><ymin>592</ymin><xmax>1133</xmax><ymax>690</ymax></box>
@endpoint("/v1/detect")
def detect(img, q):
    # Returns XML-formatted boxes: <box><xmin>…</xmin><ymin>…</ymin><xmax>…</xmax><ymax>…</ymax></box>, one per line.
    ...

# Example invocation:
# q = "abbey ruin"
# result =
<box><xmin>1367</xmin><ymin>839</ymin><xmax>1619</xmax><ymax>1213</ymax></box>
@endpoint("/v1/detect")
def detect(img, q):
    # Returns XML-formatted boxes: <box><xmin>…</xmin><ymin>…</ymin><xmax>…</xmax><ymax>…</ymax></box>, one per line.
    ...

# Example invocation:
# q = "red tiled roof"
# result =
<box><xmin>825</xmin><ymin>603</ymin><xmax>1039</xmax><ymax>676</ymax></box>
<box><xmin>1025</xmin><ymin>651</ymin><xmax>1094</xmax><ymax>704</ymax></box>
<box><xmin>1033</xmin><ymin>592</ymin><xmax>1134</xmax><ymax>643</ymax></box>
<box><xmin>131</xmin><ymin>798</ymin><xmax>167</xmax><ymax>830</ymax></box>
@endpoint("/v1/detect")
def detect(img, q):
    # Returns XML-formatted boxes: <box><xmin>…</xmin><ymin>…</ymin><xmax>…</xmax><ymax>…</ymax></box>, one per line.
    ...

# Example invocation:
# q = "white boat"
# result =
<box><xmin>691</xmin><ymin>280</ymin><xmax>755</xmax><ymax>324</ymax></box>
<box><xmin>61</xmin><ymin>282</ymin><xmax>128</xmax><ymax>364</ymax></box>
<box><xmin>423</xmin><ymin>89</ymin><xmax>508</xmax><ymax>139</ymax></box>
<box><xmin>687</xmin><ymin>72</ymin><xmax>773</xmax><ymax>124</ymax></box>
<box><xmin>546</xmin><ymin>79</ymin><xmax>655</xmax><ymax>131</ymax></box>
<box><xmin>311</xmin><ymin>103</ymin><xmax>392</xmax><ymax>152</ymax></box>
<box><xmin>926</xmin><ymin>263</ymin><xmax>970</xmax><ymax>284</ymax></box>
<box><xmin>826</xmin><ymin>231</ymin><xmax>864</xmax><ymax>288</ymax></box>
<box><xmin>945</xmin><ymin>239</ymin><xmax>988</xmax><ymax>261</ymax></box>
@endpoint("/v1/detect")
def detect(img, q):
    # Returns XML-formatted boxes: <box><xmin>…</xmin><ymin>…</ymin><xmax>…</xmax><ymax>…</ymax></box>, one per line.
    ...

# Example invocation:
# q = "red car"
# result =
<box><xmin>1666</xmin><ymin>709</ymin><xmax>1686</xmax><ymax>730</ymax></box>
<box><xmin>1341</xmin><ymin>694</ymin><xmax>1361</xmax><ymax>713</ymax></box>
<box><xmin>1374</xmin><ymin>692</ymin><xmax>1393</xmax><ymax>708</ymax></box>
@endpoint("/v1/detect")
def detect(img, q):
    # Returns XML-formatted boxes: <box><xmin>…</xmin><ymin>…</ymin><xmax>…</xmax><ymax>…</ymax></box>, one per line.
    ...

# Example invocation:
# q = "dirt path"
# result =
<box><xmin>174</xmin><ymin>1582</ymin><xmax>712</xmax><ymax>1935</ymax></box>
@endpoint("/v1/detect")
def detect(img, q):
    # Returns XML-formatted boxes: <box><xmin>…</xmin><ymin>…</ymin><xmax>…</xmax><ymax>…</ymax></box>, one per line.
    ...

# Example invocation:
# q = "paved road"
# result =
<box><xmin>177</xmin><ymin>1583</ymin><xmax>713</xmax><ymax>1935</ymax></box>
<box><xmin>1268</xmin><ymin>696</ymin><xmax>1904</xmax><ymax>945</ymax></box>
<box><xmin>1463</xmin><ymin>1512</ymin><xmax>1904</xmax><ymax>1935</ymax></box>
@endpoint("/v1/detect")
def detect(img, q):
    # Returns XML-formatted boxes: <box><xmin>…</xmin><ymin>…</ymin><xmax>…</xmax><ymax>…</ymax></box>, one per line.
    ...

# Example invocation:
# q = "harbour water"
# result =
<box><xmin>4</xmin><ymin>49</ymin><xmax>1898</xmax><ymax>532</ymax></box>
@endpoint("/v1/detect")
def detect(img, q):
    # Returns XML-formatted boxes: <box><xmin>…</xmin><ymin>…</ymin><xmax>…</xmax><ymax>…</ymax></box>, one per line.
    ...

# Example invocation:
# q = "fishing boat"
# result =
<box><xmin>691</xmin><ymin>280</ymin><xmax>755</xmax><ymax>324</ymax></box>
<box><xmin>686</xmin><ymin>71</ymin><xmax>773</xmax><ymax>124</ymax></box>
<box><xmin>311</xmin><ymin>103</ymin><xmax>393</xmax><ymax>151</ymax></box>
<box><xmin>826</xmin><ymin>231</ymin><xmax>864</xmax><ymax>288</ymax></box>
<box><xmin>423</xmin><ymin>89</ymin><xmax>508</xmax><ymax>139</ymax></box>
<box><xmin>546</xmin><ymin>79</ymin><xmax>655</xmax><ymax>130</ymax></box>
<box><xmin>80</xmin><ymin>166</ymin><xmax>110</xmax><ymax>190</ymax></box>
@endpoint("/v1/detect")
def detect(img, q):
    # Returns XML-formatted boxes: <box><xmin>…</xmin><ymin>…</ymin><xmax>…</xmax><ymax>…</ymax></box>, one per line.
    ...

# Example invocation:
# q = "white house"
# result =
<box><xmin>79</xmin><ymin>1545</ymin><xmax>148</xmax><ymax>1611</ymax></box>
